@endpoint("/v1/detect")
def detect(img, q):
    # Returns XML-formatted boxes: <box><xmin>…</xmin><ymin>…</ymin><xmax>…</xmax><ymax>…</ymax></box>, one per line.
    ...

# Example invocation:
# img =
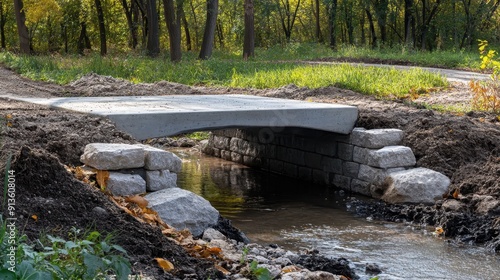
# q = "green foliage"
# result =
<box><xmin>249</xmin><ymin>260</ymin><xmax>272</xmax><ymax>280</ymax></box>
<box><xmin>0</xmin><ymin>224</ymin><xmax>131</xmax><ymax>280</ymax></box>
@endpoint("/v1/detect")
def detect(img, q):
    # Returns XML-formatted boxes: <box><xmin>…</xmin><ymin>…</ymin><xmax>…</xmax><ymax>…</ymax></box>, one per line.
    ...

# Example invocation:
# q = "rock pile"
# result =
<box><xmin>80</xmin><ymin>143</ymin><xmax>181</xmax><ymax>195</ymax></box>
<box><xmin>200</xmin><ymin>228</ymin><xmax>360</xmax><ymax>280</ymax></box>
<box><xmin>80</xmin><ymin>143</ymin><xmax>220</xmax><ymax>236</ymax></box>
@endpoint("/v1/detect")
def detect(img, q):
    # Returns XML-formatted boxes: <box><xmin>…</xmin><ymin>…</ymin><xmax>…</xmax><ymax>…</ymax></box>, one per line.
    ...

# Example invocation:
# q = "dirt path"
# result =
<box><xmin>1</xmin><ymin>65</ymin><xmax>499</xmax><ymax>278</ymax></box>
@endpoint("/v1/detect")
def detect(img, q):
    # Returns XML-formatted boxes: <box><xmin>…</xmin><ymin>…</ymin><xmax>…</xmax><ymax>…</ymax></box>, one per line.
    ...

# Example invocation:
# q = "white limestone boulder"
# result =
<box><xmin>107</xmin><ymin>172</ymin><xmax>146</xmax><ymax>196</ymax></box>
<box><xmin>81</xmin><ymin>143</ymin><xmax>145</xmax><ymax>170</ymax></box>
<box><xmin>381</xmin><ymin>168</ymin><xmax>450</xmax><ymax>204</ymax></box>
<box><xmin>144</xmin><ymin>188</ymin><xmax>219</xmax><ymax>236</ymax></box>
<box><xmin>135</xmin><ymin>144</ymin><xmax>182</xmax><ymax>172</ymax></box>
<box><xmin>146</xmin><ymin>170</ymin><xmax>177</xmax><ymax>191</ymax></box>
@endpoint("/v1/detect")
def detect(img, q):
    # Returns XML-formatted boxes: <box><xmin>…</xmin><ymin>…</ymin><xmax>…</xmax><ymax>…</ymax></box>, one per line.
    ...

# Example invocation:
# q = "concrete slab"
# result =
<box><xmin>10</xmin><ymin>94</ymin><xmax>358</xmax><ymax>140</ymax></box>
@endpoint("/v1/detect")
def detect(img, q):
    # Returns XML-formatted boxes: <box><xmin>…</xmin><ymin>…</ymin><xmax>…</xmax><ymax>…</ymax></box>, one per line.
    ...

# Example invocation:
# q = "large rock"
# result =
<box><xmin>81</xmin><ymin>143</ymin><xmax>145</xmax><ymax>170</ymax></box>
<box><xmin>381</xmin><ymin>168</ymin><xmax>450</xmax><ymax>204</ymax></box>
<box><xmin>353</xmin><ymin>146</ymin><xmax>416</xmax><ymax>168</ymax></box>
<box><xmin>135</xmin><ymin>144</ymin><xmax>182</xmax><ymax>172</ymax></box>
<box><xmin>351</xmin><ymin>128</ymin><xmax>404</xmax><ymax>148</ymax></box>
<box><xmin>146</xmin><ymin>170</ymin><xmax>177</xmax><ymax>191</ymax></box>
<box><xmin>107</xmin><ymin>172</ymin><xmax>146</xmax><ymax>196</ymax></box>
<box><xmin>144</xmin><ymin>188</ymin><xmax>219</xmax><ymax>236</ymax></box>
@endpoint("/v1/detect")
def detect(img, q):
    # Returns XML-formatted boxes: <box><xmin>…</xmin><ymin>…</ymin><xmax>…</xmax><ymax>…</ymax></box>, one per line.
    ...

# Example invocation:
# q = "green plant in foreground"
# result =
<box><xmin>249</xmin><ymin>260</ymin><xmax>271</xmax><ymax>280</ymax></box>
<box><xmin>0</xmin><ymin>225</ymin><xmax>131</xmax><ymax>280</ymax></box>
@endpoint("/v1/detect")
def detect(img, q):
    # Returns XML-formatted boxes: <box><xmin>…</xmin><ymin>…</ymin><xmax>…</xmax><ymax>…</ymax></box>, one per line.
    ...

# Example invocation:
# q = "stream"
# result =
<box><xmin>172</xmin><ymin>148</ymin><xmax>500</xmax><ymax>280</ymax></box>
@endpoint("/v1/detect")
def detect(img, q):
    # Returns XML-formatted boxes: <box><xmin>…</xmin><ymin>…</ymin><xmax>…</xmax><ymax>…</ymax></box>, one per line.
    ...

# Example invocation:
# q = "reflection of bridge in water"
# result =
<box><xmin>10</xmin><ymin>94</ymin><xmax>358</xmax><ymax>140</ymax></box>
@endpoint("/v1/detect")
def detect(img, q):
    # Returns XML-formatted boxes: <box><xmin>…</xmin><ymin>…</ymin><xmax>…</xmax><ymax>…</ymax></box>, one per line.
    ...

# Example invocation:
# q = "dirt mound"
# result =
<box><xmin>5</xmin><ymin>146</ymin><xmax>221</xmax><ymax>279</ymax></box>
<box><xmin>66</xmin><ymin>73</ymin><xmax>202</xmax><ymax>97</ymax></box>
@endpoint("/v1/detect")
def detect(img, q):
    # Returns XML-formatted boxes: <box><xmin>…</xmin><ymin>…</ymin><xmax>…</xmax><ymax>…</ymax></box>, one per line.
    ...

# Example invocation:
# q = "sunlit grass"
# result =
<box><xmin>0</xmin><ymin>49</ymin><xmax>448</xmax><ymax>98</ymax></box>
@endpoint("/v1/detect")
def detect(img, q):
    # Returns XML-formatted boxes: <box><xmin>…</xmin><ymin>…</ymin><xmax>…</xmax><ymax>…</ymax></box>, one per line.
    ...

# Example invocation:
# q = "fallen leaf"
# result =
<box><xmin>125</xmin><ymin>195</ymin><xmax>149</xmax><ymax>208</ymax></box>
<box><xmin>6</xmin><ymin>122</ymin><xmax>12</xmax><ymax>127</ymax></box>
<box><xmin>434</xmin><ymin>226</ymin><xmax>444</xmax><ymax>236</ymax></box>
<box><xmin>5</xmin><ymin>114</ymin><xmax>12</xmax><ymax>119</ymax></box>
<box><xmin>96</xmin><ymin>170</ymin><xmax>110</xmax><ymax>189</ymax></box>
<box><xmin>154</xmin><ymin>258</ymin><xmax>174</xmax><ymax>271</ymax></box>
<box><xmin>282</xmin><ymin>265</ymin><xmax>300</xmax><ymax>273</ymax></box>
<box><xmin>31</xmin><ymin>215</ymin><xmax>38</xmax><ymax>221</ymax></box>
<box><xmin>215</xmin><ymin>264</ymin><xmax>230</xmax><ymax>275</ymax></box>
<box><xmin>452</xmin><ymin>188</ymin><xmax>460</xmax><ymax>199</ymax></box>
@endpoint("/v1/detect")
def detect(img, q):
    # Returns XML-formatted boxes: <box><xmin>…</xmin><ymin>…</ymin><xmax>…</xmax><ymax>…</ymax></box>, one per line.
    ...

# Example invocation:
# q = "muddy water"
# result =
<box><xmin>173</xmin><ymin>148</ymin><xmax>500</xmax><ymax>280</ymax></box>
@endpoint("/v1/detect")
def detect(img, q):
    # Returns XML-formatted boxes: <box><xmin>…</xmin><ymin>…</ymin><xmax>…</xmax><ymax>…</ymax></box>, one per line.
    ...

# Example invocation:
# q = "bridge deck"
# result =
<box><xmin>11</xmin><ymin>95</ymin><xmax>358</xmax><ymax>140</ymax></box>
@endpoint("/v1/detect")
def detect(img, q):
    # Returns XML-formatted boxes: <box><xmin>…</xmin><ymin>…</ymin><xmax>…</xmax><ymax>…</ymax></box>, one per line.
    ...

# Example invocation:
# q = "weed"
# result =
<box><xmin>470</xmin><ymin>40</ymin><xmax>500</xmax><ymax>114</ymax></box>
<box><xmin>249</xmin><ymin>260</ymin><xmax>272</xmax><ymax>280</ymax></box>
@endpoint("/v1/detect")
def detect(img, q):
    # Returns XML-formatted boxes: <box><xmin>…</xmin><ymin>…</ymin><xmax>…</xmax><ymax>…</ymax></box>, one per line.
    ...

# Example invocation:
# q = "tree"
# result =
<box><xmin>404</xmin><ymin>0</ymin><xmax>415</xmax><ymax>46</ymax></box>
<box><xmin>77</xmin><ymin>21</ymin><xmax>91</xmax><ymax>54</ymax></box>
<box><xmin>243</xmin><ymin>0</ymin><xmax>255</xmax><ymax>59</ymax></box>
<box><xmin>199</xmin><ymin>0</ymin><xmax>218</xmax><ymax>59</ymax></box>
<box><xmin>419</xmin><ymin>0</ymin><xmax>441</xmax><ymax>50</ymax></box>
<box><xmin>163</xmin><ymin>0</ymin><xmax>182</xmax><ymax>61</ymax></box>
<box><xmin>460</xmin><ymin>0</ymin><xmax>500</xmax><ymax>49</ymax></box>
<box><xmin>328</xmin><ymin>0</ymin><xmax>338</xmax><ymax>49</ymax></box>
<box><xmin>13</xmin><ymin>0</ymin><xmax>30</xmax><ymax>53</ymax></box>
<box><xmin>146</xmin><ymin>0</ymin><xmax>160</xmax><ymax>56</ymax></box>
<box><xmin>95</xmin><ymin>0</ymin><xmax>107</xmax><ymax>55</ymax></box>
<box><xmin>121</xmin><ymin>0</ymin><xmax>139</xmax><ymax>49</ymax></box>
<box><xmin>0</xmin><ymin>0</ymin><xmax>7</xmax><ymax>49</ymax></box>
<box><xmin>276</xmin><ymin>0</ymin><xmax>301</xmax><ymax>42</ymax></box>
<box><xmin>314</xmin><ymin>0</ymin><xmax>322</xmax><ymax>42</ymax></box>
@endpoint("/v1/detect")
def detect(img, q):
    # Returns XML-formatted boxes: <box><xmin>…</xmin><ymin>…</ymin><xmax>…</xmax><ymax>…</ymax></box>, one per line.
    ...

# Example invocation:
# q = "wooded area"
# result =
<box><xmin>1</xmin><ymin>0</ymin><xmax>499</xmax><ymax>61</ymax></box>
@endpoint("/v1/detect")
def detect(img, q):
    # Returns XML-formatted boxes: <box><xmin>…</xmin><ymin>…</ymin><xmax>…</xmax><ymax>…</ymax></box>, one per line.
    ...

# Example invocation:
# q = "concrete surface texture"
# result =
<box><xmin>12</xmin><ymin>94</ymin><xmax>358</xmax><ymax>139</ymax></box>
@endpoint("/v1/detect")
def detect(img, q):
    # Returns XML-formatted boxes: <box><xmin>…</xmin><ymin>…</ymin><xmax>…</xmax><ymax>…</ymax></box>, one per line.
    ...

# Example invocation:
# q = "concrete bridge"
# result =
<box><xmin>12</xmin><ymin>95</ymin><xmax>358</xmax><ymax>140</ymax></box>
<box><xmin>11</xmin><ymin>94</ymin><xmax>445</xmax><ymax>203</ymax></box>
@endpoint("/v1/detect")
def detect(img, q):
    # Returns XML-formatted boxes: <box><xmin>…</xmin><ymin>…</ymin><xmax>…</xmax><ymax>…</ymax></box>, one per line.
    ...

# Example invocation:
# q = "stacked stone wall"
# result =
<box><xmin>202</xmin><ymin>127</ymin><xmax>417</xmax><ymax>197</ymax></box>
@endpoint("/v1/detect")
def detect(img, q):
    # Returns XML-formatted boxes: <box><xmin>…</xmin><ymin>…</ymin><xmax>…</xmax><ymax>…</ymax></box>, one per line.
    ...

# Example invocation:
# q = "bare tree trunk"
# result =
<box><xmin>328</xmin><ymin>0</ymin><xmax>338</xmax><ymax>49</ymax></box>
<box><xmin>146</xmin><ymin>0</ymin><xmax>160</xmax><ymax>56</ymax></box>
<box><xmin>0</xmin><ymin>0</ymin><xmax>6</xmax><ymax>49</ymax></box>
<box><xmin>314</xmin><ymin>0</ymin><xmax>322</xmax><ymax>42</ymax></box>
<box><xmin>366</xmin><ymin>8</ymin><xmax>377</xmax><ymax>48</ymax></box>
<box><xmin>199</xmin><ymin>0</ymin><xmax>218</xmax><ymax>59</ymax></box>
<box><xmin>78</xmin><ymin>22</ymin><xmax>91</xmax><ymax>55</ymax></box>
<box><xmin>95</xmin><ymin>0</ymin><xmax>107</xmax><ymax>55</ymax></box>
<box><xmin>121</xmin><ymin>0</ymin><xmax>139</xmax><ymax>49</ymax></box>
<box><xmin>243</xmin><ymin>0</ymin><xmax>254</xmax><ymax>60</ymax></box>
<box><xmin>180</xmin><ymin>7</ymin><xmax>191</xmax><ymax>51</ymax></box>
<box><xmin>13</xmin><ymin>0</ymin><xmax>30</xmax><ymax>54</ymax></box>
<box><xmin>163</xmin><ymin>0</ymin><xmax>182</xmax><ymax>62</ymax></box>
<box><xmin>404</xmin><ymin>0</ymin><xmax>414</xmax><ymax>46</ymax></box>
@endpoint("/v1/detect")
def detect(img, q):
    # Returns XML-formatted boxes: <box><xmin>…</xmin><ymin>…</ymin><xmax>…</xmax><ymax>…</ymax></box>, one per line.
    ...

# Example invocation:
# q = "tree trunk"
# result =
<box><xmin>314</xmin><ymin>0</ymin><xmax>322</xmax><ymax>42</ymax></box>
<box><xmin>373</xmin><ymin>0</ymin><xmax>388</xmax><ymax>43</ymax></box>
<box><xmin>216</xmin><ymin>19</ymin><xmax>224</xmax><ymax>48</ymax></box>
<box><xmin>13</xmin><ymin>0</ymin><xmax>30</xmax><ymax>54</ymax></box>
<box><xmin>95</xmin><ymin>0</ymin><xmax>107</xmax><ymax>55</ymax></box>
<box><xmin>366</xmin><ymin>8</ymin><xmax>377</xmax><ymax>48</ymax></box>
<box><xmin>121</xmin><ymin>0</ymin><xmax>139</xmax><ymax>49</ymax></box>
<box><xmin>243</xmin><ymin>0</ymin><xmax>254</xmax><ymax>60</ymax></box>
<box><xmin>180</xmin><ymin>7</ymin><xmax>191</xmax><ymax>51</ymax></box>
<box><xmin>77</xmin><ymin>22</ymin><xmax>91</xmax><ymax>55</ymax></box>
<box><xmin>199</xmin><ymin>0</ymin><xmax>218</xmax><ymax>60</ymax></box>
<box><xmin>146</xmin><ymin>0</ymin><xmax>160</xmax><ymax>56</ymax></box>
<box><xmin>0</xmin><ymin>0</ymin><xmax>6</xmax><ymax>49</ymax></box>
<box><xmin>404</xmin><ymin>0</ymin><xmax>414</xmax><ymax>46</ymax></box>
<box><xmin>328</xmin><ymin>0</ymin><xmax>338</xmax><ymax>49</ymax></box>
<box><xmin>163</xmin><ymin>0</ymin><xmax>182</xmax><ymax>62</ymax></box>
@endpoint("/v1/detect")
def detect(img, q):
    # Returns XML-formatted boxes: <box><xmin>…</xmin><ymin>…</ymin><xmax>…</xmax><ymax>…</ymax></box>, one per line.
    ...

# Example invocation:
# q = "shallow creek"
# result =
<box><xmin>172</xmin><ymin>148</ymin><xmax>500</xmax><ymax>280</ymax></box>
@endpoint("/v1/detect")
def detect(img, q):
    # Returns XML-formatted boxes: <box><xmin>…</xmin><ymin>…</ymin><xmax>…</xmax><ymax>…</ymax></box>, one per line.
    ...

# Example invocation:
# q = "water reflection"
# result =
<box><xmin>172</xmin><ymin>148</ymin><xmax>500</xmax><ymax>280</ymax></box>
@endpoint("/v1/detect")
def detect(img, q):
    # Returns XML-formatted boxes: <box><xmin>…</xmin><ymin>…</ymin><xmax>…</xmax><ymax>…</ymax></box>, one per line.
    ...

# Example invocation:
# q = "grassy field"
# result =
<box><xmin>0</xmin><ymin>45</ymin><xmax>451</xmax><ymax>99</ymax></box>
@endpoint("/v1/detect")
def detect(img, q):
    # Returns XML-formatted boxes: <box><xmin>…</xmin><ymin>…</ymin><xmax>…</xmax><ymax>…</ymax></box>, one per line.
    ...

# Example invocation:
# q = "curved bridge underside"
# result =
<box><xmin>10</xmin><ymin>95</ymin><xmax>358</xmax><ymax>140</ymax></box>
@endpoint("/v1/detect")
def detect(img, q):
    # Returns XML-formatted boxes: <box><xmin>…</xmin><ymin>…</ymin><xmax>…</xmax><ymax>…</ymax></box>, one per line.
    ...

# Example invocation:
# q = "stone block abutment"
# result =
<box><xmin>202</xmin><ymin>127</ymin><xmax>450</xmax><ymax>203</ymax></box>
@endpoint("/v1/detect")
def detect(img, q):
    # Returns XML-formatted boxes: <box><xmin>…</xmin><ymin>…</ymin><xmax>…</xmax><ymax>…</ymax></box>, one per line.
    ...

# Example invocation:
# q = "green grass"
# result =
<box><xmin>0</xmin><ymin>49</ymin><xmax>448</xmax><ymax>99</ymax></box>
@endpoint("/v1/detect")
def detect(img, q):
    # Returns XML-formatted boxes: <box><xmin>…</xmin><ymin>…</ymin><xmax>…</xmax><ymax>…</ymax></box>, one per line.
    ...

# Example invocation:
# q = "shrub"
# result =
<box><xmin>470</xmin><ymin>40</ymin><xmax>500</xmax><ymax>114</ymax></box>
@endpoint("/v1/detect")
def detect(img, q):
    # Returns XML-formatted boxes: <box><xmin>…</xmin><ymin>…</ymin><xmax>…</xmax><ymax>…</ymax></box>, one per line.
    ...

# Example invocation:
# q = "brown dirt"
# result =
<box><xmin>0</xmin><ymin>65</ymin><xmax>499</xmax><ymax>278</ymax></box>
